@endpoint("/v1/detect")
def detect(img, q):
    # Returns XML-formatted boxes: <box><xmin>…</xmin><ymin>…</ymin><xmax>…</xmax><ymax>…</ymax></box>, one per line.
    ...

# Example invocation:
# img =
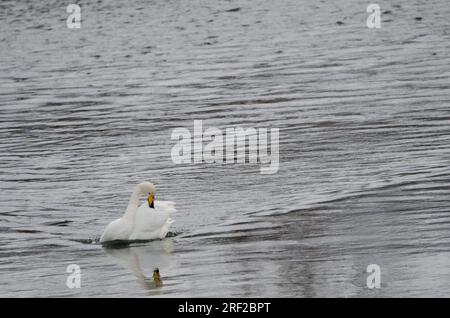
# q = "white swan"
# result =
<box><xmin>100</xmin><ymin>181</ymin><xmax>176</xmax><ymax>244</ymax></box>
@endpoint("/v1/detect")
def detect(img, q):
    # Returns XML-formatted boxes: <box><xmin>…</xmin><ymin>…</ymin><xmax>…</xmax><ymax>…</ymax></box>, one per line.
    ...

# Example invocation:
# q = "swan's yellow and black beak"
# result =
<box><xmin>148</xmin><ymin>194</ymin><xmax>155</xmax><ymax>208</ymax></box>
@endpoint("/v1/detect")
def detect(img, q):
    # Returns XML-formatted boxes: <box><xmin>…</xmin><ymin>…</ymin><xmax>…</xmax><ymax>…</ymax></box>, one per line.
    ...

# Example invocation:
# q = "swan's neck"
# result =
<box><xmin>123</xmin><ymin>187</ymin><xmax>141</xmax><ymax>220</ymax></box>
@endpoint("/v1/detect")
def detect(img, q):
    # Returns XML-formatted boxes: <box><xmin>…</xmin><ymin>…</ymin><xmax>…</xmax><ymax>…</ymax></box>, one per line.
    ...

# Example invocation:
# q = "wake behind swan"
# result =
<box><xmin>100</xmin><ymin>182</ymin><xmax>176</xmax><ymax>244</ymax></box>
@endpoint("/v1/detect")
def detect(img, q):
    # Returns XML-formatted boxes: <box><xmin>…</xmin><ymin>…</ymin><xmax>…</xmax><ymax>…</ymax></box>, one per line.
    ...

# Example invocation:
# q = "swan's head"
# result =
<box><xmin>138</xmin><ymin>181</ymin><xmax>156</xmax><ymax>208</ymax></box>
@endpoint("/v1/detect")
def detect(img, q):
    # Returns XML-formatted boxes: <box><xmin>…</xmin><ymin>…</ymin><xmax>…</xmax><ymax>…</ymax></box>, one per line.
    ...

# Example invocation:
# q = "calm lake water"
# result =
<box><xmin>1</xmin><ymin>0</ymin><xmax>450</xmax><ymax>297</ymax></box>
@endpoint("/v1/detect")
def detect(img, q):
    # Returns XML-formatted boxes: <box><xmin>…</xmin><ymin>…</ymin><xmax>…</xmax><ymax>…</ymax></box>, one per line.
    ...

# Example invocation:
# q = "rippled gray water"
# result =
<box><xmin>1</xmin><ymin>0</ymin><xmax>450</xmax><ymax>297</ymax></box>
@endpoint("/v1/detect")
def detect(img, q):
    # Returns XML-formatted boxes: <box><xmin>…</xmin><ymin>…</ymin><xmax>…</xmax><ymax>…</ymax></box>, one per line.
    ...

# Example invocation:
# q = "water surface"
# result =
<box><xmin>1</xmin><ymin>0</ymin><xmax>450</xmax><ymax>297</ymax></box>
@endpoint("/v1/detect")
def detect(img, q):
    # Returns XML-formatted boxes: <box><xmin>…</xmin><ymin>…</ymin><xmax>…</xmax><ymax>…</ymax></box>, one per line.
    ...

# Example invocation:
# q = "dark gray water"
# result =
<box><xmin>1</xmin><ymin>0</ymin><xmax>450</xmax><ymax>297</ymax></box>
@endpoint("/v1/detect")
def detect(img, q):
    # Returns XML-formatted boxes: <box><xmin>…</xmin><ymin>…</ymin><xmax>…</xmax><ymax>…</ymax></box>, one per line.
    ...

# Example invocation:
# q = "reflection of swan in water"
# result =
<box><xmin>104</xmin><ymin>239</ymin><xmax>175</xmax><ymax>291</ymax></box>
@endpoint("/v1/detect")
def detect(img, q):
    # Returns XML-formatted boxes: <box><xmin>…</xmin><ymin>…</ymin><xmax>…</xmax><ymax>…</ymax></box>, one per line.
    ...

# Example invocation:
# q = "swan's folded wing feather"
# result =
<box><xmin>130</xmin><ymin>203</ymin><xmax>174</xmax><ymax>240</ymax></box>
<box><xmin>100</xmin><ymin>218</ymin><xmax>131</xmax><ymax>243</ymax></box>
<box><xmin>155</xmin><ymin>200</ymin><xmax>176</xmax><ymax>213</ymax></box>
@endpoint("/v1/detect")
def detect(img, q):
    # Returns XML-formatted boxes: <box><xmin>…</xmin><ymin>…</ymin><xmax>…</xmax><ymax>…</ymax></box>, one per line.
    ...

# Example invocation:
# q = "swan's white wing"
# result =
<box><xmin>155</xmin><ymin>200</ymin><xmax>176</xmax><ymax>213</ymax></box>
<box><xmin>100</xmin><ymin>218</ymin><xmax>132</xmax><ymax>243</ymax></box>
<box><xmin>130</xmin><ymin>202</ymin><xmax>175</xmax><ymax>240</ymax></box>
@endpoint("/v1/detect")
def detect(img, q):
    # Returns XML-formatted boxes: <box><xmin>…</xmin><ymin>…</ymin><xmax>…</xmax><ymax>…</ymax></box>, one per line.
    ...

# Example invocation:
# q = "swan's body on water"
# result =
<box><xmin>100</xmin><ymin>182</ymin><xmax>176</xmax><ymax>244</ymax></box>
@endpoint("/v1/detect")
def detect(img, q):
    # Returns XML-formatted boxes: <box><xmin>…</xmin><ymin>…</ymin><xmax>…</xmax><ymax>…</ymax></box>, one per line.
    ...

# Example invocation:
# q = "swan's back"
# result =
<box><xmin>129</xmin><ymin>200</ymin><xmax>176</xmax><ymax>240</ymax></box>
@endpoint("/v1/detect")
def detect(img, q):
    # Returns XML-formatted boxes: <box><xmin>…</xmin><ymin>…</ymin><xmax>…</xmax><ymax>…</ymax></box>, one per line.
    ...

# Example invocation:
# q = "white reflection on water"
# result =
<box><xmin>104</xmin><ymin>239</ymin><xmax>176</xmax><ymax>291</ymax></box>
